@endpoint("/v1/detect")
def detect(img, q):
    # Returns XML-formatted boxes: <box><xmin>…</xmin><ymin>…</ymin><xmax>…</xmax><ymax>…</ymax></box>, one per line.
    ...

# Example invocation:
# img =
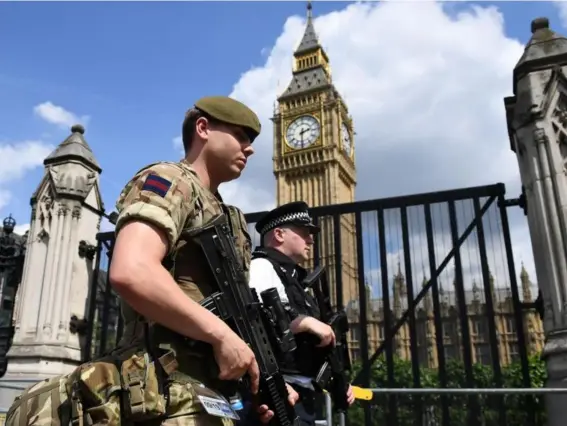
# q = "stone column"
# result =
<box><xmin>504</xmin><ymin>17</ymin><xmax>567</xmax><ymax>425</ymax></box>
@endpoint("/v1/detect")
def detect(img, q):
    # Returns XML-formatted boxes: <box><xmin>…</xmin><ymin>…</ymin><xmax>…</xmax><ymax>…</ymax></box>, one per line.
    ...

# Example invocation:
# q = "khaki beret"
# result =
<box><xmin>194</xmin><ymin>96</ymin><xmax>261</xmax><ymax>142</ymax></box>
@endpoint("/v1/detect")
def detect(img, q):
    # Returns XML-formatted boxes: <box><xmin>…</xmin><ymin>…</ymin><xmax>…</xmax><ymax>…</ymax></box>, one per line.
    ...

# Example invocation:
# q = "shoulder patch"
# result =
<box><xmin>142</xmin><ymin>174</ymin><xmax>172</xmax><ymax>198</ymax></box>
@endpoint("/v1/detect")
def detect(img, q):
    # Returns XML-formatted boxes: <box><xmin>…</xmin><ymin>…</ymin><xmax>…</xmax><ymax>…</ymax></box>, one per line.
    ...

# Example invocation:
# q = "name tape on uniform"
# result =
<box><xmin>197</xmin><ymin>395</ymin><xmax>241</xmax><ymax>420</ymax></box>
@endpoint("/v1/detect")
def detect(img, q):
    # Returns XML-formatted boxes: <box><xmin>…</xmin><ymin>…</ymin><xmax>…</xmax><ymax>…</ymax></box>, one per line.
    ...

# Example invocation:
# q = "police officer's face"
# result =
<box><xmin>279</xmin><ymin>225</ymin><xmax>314</xmax><ymax>262</ymax></box>
<box><xmin>198</xmin><ymin>118</ymin><xmax>254</xmax><ymax>181</ymax></box>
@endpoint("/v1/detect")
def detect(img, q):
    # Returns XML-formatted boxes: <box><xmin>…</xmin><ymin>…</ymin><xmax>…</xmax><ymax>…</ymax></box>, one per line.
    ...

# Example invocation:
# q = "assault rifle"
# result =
<box><xmin>260</xmin><ymin>287</ymin><xmax>298</xmax><ymax>369</ymax></box>
<box><xmin>302</xmin><ymin>265</ymin><xmax>352</xmax><ymax>413</ymax></box>
<box><xmin>186</xmin><ymin>213</ymin><xmax>301</xmax><ymax>426</ymax></box>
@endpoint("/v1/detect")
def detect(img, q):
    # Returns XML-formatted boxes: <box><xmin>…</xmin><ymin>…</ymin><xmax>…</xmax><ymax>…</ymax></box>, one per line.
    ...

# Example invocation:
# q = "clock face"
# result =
<box><xmin>341</xmin><ymin>123</ymin><xmax>352</xmax><ymax>156</ymax></box>
<box><xmin>286</xmin><ymin>115</ymin><xmax>320</xmax><ymax>149</ymax></box>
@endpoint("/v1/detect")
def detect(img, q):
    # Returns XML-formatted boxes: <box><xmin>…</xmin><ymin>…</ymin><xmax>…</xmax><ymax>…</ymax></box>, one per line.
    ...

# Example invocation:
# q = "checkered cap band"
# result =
<box><xmin>259</xmin><ymin>211</ymin><xmax>311</xmax><ymax>235</ymax></box>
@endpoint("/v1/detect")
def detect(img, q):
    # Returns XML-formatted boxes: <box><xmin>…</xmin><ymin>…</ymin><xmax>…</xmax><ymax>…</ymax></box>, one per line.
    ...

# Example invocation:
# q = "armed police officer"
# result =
<box><xmin>247</xmin><ymin>202</ymin><xmax>355</xmax><ymax>426</ymax></box>
<box><xmin>108</xmin><ymin>96</ymin><xmax>298</xmax><ymax>426</ymax></box>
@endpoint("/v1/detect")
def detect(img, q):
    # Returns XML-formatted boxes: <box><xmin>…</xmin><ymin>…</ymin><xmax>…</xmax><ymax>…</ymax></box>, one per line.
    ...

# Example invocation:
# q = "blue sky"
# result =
<box><xmin>1</xmin><ymin>1</ymin><xmax>563</xmax><ymax>303</ymax></box>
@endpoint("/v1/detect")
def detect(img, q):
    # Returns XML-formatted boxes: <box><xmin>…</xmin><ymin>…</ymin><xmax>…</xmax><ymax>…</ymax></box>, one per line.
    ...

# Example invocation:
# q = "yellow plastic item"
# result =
<box><xmin>352</xmin><ymin>386</ymin><xmax>373</xmax><ymax>400</ymax></box>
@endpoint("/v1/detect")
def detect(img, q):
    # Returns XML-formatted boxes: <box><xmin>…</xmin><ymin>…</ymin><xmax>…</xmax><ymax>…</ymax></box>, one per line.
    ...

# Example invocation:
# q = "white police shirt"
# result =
<box><xmin>248</xmin><ymin>257</ymin><xmax>315</xmax><ymax>391</ymax></box>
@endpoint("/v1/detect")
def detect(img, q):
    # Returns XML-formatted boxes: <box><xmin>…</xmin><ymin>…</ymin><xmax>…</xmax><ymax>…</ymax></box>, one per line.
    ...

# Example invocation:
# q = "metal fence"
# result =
<box><xmin>86</xmin><ymin>182</ymin><xmax>543</xmax><ymax>426</ymax></box>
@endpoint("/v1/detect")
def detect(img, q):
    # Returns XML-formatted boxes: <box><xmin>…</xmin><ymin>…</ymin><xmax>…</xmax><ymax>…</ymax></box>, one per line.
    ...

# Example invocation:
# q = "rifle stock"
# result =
<box><xmin>186</xmin><ymin>214</ymin><xmax>300</xmax><ymax>426</ymax></box>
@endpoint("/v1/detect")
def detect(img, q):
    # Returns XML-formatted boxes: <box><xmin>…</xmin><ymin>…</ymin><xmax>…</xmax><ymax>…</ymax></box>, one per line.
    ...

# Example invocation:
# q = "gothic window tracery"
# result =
<box><xmin>551</xmin><ymin>93</ymin><xmax>567</xmax><ymax>174</ymax></box>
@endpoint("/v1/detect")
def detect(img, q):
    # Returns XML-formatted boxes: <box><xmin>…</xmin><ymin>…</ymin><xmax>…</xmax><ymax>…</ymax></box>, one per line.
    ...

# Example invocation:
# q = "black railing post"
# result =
<box><xmin>498</xmin><ymin>192</ymin><xmax>535</xmax><ymax>426</ymax></box>
<box><xmin>355</xmin><ymin>211</ymin><xmax>372</xmax><ymax>426</ymax></box>
<box><xmin>378</xmin><ymin>208</ymin><xmax>398</xmax><ymax>426</ymax></box>
<box><xmin>448</xmin><ymin>200</ymin><xmax>479</xmax><ymax>426</ymax></box>
<box><xmin>333</xmin><ymin>214</ymin><xmax>344</xmax><ymax>310</ymax></box>
<box><xmin>424</xmin><ymin>203</ymin><xmax>450</xmax><ymax>426</ymax></box>
<box><xmin>400</xmin><ymin>206</ymin><xmax>423</xmax><ymax>425</ymax></box>
<box><xmin>473</xmin><ymin>196</ymin><xmax>507</xmax><ymax>425</ymax></box>
<box><xmin>83</xmin><ymin>238</ymin><xmax>103</xmax><ymax>362</ymax></box>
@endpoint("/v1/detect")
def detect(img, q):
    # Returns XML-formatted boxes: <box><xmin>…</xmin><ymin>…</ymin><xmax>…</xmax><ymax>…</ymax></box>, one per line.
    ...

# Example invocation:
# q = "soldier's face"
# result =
<box><xmin>196</xmin><ymin>117</ymin><xmax>254</xmax><ymax>182</ymax></box>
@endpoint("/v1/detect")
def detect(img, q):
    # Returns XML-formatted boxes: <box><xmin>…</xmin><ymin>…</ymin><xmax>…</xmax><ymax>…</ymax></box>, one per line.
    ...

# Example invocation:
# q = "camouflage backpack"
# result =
<box><xmin>4</xmin><ymin>373</ymin><xmax>82</xmax><ymax>426</ymax></box>
<box><xmin>4</xmin><ymin>348</ymin><xmax>178</xmax><ymax>426</ymax></box>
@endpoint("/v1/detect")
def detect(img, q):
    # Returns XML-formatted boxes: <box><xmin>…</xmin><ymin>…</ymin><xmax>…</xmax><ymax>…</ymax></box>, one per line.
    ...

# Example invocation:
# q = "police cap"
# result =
<box><xmin>255</xmin><ymin>201</ymin><xmax>320</xmax><ymax>236</ymax></box>
<box><xmin>193</xmin><ymin>96</ymin><xmax>261</xmax><ymax>142</ymax></box>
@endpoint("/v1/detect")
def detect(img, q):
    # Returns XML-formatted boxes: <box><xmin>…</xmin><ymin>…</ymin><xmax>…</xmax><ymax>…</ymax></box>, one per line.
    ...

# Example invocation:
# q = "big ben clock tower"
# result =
<box><xmin>271</xmin><ymin>1</ymin><xmax>358</xmax><ymax>308</ymax></box>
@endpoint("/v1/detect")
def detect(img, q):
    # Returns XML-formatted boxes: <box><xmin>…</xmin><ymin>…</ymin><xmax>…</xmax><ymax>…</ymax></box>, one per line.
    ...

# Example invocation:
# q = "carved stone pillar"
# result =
<box><xmin>0</xmin><ymin>124</ymin><xmax>103</xmax><ymax>408</ymax></box>
<box><xmin>505</xmin><ymin>17</ymin><xmax>567</xmax><ymax>425</ymax></box>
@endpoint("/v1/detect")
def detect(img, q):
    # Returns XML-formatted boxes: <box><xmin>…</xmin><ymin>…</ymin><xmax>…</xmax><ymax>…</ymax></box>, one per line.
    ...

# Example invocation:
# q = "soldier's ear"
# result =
<box><xmin>195</xmin><ymin>116</ymin><xmax>210</xmax><ymax>142</ymax></box>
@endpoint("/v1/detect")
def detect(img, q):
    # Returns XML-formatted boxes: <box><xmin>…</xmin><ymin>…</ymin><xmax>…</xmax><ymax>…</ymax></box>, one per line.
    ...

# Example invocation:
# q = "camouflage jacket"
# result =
<box><xmin>114</xmin><ymin>160</ymin><xmax>252</xmax><ymax>354</ymax></box>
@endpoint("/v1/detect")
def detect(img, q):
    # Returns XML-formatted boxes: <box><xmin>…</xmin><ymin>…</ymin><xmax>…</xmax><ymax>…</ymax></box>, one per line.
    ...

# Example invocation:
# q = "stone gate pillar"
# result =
<box><xmin>504</xmin><ymin>17</ymin><xmax>567</xmax><ymax>424</ymax></box>
<box><xmin>0</xmin><ymin>124</ymin><xmax>103</xmax><ymax>408</ymax></box>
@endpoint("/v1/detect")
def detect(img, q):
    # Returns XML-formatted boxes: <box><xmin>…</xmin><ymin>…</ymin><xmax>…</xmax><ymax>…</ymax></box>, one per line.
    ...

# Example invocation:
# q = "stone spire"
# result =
<box><xmin>294</xmin><ymin>1</ymin><xmax>320</xmax><ymax>56</ymax></box>
<box><xmin>278</xmin><ymin>1</ymin><xmax>333</xmax><ymax>100</ymax></box>
<box><xmin>513</xmin><ymin>18</ymin><xmax>567</xmax><ymax>88</ymax></box>
<box><xmin>472</xmin><ymin>280</ymin><xmax>480</xmax><ymax>301</ymax></box>
<box><xmin>2</xmin><ymin>124</ymin><xmax>103</xmax><ymax>395</ymax></box>
<box><xmin>520</xmin><ymin>263</ymin><xmax>533</xmax><ymax>302</ymax></box>
<box><xmin>43</xmin><ymin>124</ymin><xmax>101</xmax><ymax>173</ymax></box>
<box><xmin>393</xmin><ymin>263</ymin><xmax>404</xmax><ymax>316</ymax></box>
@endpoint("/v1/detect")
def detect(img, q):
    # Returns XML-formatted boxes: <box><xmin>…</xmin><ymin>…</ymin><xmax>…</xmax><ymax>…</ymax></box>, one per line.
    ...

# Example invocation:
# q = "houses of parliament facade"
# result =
<box><xmin>270</xmin><ymin>2</ymin><xmax>544</xmax><ymax>368</ymax></box>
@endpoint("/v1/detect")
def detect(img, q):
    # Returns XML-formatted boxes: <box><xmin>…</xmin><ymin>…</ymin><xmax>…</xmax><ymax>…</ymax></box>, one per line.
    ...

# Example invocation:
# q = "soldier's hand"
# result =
<box><xmin>256</xmin><ymin>384</ymin><xmax>299</xmax><ymax>424</ymax></box>
<box><xmin>212</xmin><ymin>329</ymin><xmax>260</xmax><ymax>394</ymax></box>
<box><xmin>293</xmin><ymin>316</ymin><xmax>336</xmax><ymax>347</ymax></box>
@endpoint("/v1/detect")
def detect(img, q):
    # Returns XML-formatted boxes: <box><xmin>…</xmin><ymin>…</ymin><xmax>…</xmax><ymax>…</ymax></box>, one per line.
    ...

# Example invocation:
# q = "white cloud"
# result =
<box><xmin>173</xmin><ymin>135</ymin><xmax>183</xmax><ymax>155</ymax></box>
<box><xmin>0</xmin><ymin>140</ymin><xmax>54</xmax><ymax>211</ymax></box>
<box><xmin>33</xmin><ymin>101</ymin><xmax>90</xmax><ymax>129</ymax></box>
<box><xmin>0</xmin><ymin>140</ymin><xmax>53</xmax><ymax>184</ymax></box>
<box><xmin>0</xmin><ymin>190</ymin><xmax>11</xmax><ymax>212</ymax></box>
<box><xmin>219</xmin><ymin>179</ymin><xmax>276</xmax><ymax>215</ymax></box>
<box><xmin>228</xmin><ymin>1</ymin><xmax>538</xmax><ymax>293</ymax></box>
<box><xmin>13</xmin><ymin>223</ymin><xmax>29</xmax><ymax>235</ymax></box>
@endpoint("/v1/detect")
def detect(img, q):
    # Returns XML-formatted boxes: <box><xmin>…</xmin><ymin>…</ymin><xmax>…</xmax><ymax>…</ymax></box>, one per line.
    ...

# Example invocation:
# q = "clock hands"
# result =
<box><xmin>299</xmin><ymin>126</ymin><xmax>309</xmax><ymax>148</ymax></box>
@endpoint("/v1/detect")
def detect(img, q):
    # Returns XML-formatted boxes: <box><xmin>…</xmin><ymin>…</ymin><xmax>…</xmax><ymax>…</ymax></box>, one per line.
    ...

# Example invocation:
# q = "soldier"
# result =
<box><xmin>246</xmin><ymin>201</ymin><xmax>354</xmax><ymax>426</ymax></box>
<box><xmin>108</xmin><ymin>96</ymin><xmax>298</xmax><ymax>426</ymax></box>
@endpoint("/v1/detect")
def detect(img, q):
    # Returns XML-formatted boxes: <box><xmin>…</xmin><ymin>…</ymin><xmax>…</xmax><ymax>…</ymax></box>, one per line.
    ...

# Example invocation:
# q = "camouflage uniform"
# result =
<box><xmin>111</xmin><ymin>96</ymin><xmax>261</xmax><ymax>426</ymax></box>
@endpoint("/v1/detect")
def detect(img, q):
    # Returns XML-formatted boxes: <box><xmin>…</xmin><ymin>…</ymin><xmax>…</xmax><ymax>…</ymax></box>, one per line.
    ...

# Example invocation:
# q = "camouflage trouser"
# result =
<box><xmin>136</xmin><ymin>380</ymin><xmax>236</xmax><ymax>426</ymax></box>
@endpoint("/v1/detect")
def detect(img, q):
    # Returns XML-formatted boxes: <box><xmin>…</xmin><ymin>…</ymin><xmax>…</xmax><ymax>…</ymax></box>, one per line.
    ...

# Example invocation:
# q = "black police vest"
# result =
<box><xmin>251</xmin><ymin>247</ymin><xmax>320</xmax><ymax>319</ymax></box>
<box><xmin>251</xmin><ymin>247</ymin><xmax>329</xmax><ymax>417</ymax></box>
